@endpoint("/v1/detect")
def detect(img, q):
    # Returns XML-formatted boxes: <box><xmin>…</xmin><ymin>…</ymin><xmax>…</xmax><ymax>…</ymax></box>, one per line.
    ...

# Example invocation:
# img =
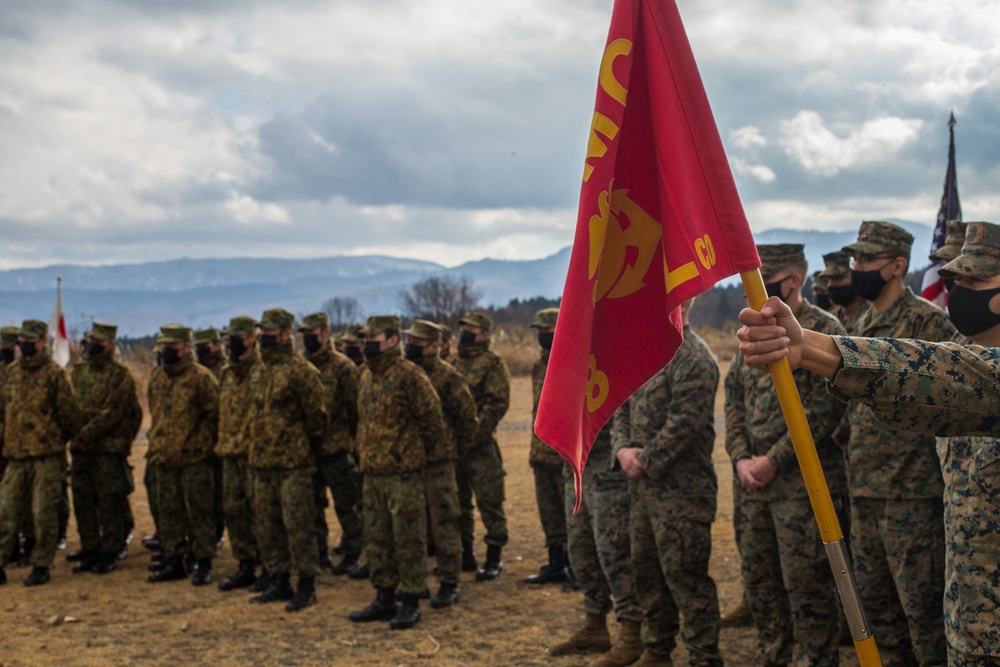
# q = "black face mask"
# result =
<box><xmin>303</xmin><ymin>334</ymin><xmax>322</xmax><ymax>355</ymax></box>
<box><xmin>0</xmin><ymin>349</ymin><xmax>14</xmax><ymax>364</ymax></box>
<box><xmin>363</xmin><ymin>341</ymin><xmax>383</xmax><ymax>359</ymax></box>
<box><xmin>195</xmin><ymin>344</ymin><xmax>212</xmax><ymax>363</ymax></box>
<box><xmin>344</xmin><ymin>346</ymin><xmax>363</xmax><ymax>363</ymax></box>
<box><xmin>228</xmin><ymin>337</ymin><xmax>247</xmax><ymax>361</ymax></box>
<box><xmin>259</xmin><ymin>334</ymin><xmax>278</xmax><ymax>349</ymax></box>
<box><xmin>764</xmin><ymin>277</ymin><xmax>791</xmax><ymax>302</ymax></box>
<box><xmin>815</xmin><ymin>293</ymin><xmax>831</xmax><ymax>310</ymax></box>
<box><xmin>162</xmin><ymin>347</ymin><xmax>182</xmax><ymax>365</ymax></box>
<box><xmin>18</xmin><ymin>341</ymin><xmax>37</xmax><ymax>357</ymax></box>
<box><xmin>852</xmin><ymin>267</ymin><xmax>889</xmax><ymax>301</ymax></box>
<box><xmin>947</xmin><ymin>285</ymin><xmax>1000</xmax><ymax>336</ymax></box>
<box><xmin>86</xmin><ymin>342</ymin><xmax>105</xmax><ymax>358</ymax></box>
<box><xmin>944</xmin><ymin>277</ymin><xmax>957</xmax><ymax>294</ymax></box>
<box><xmin>828</xmin><ymin>284</ymin><xmax>856</xmax><ymax>306</ymax></box>
<box><xmin>404</xmin><ymin>343</ymin><xmax>424</xmax><ymax>361</ymax></box>
<box><xmin>537</xmin><ymin>331</ymin><xmax>554</xmax><ymax>351</ymax></box>
<box><xmin>458</xmin><ymin>330</ymin><xmax>477</xmax><ymax>346</ymax></box>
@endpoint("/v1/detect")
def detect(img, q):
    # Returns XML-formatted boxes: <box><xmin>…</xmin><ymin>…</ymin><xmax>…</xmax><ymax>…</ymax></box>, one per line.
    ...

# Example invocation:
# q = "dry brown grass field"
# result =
<box><xmin>0</xmin><ymin>356</ymin><xmax>862</xmax><ymax>666</ymax></box>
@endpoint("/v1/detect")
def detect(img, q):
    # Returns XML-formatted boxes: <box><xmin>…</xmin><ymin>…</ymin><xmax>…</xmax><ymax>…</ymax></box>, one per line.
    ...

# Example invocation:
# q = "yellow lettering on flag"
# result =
<box><xmin>589</xmin><ymin>182</ymin><xmax>662</xmax><ymax>305</ymax></box>
<box><xmin>586</xmin><ymin>354</ymin><xmax>610</xmax><ymax>413</ymax></box>
<box><xmin>583</xmin><ymin>112</ymin><xmax>620</xmax><ymax>183</ymax></box>
<box><xmin>582</xmin><ymin>38</ymin><xmax>632</xmax><ymax>183</ymax></box>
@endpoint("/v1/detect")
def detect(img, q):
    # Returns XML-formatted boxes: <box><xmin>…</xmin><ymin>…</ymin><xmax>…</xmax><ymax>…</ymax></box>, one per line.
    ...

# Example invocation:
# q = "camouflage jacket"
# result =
<box><xmin>846</xmin><ymin>287</ymin><xmax>958</xmax><ymax>498</ymax></box>
<box><xmin>70</xmin><ymin>350</ymin><xmax>141</xmax><ymax>456</ymax></box>
<box><xmin>216</xmin><ymin>349</ymin><xmax>263</xmax><ymax>458</ymax></box>
<box><xmin>199</xmin><ymin>349</ymin><xmax>227</xmax><ymax>381</ymax></box>
<box><xmin>357</xmin><ymin>346</ymin><xmax>446</xmax><ymax>475</ymax></box>
<box><xmin>306</xmin><ymin>343</ymin><xmax>359</xmax><ymax>458</ymax></box>
<box><xmin>456</xmin><ymin>340</ymin><xmax>510</xmax><ymax>447</ymax></box>
<box><xmin>530</xmin><ymin>352</ymin><xmax>563</xmax><ymax>468</ymax></box>
<box><xmin>831</xmin><ymin>300</ymin><xmax>871</xmax><ymax>336</ymax></box>
<box><xmin>726</xmin><ymin>301</ymin><xmax>847</xmax><ymax>501</ymax></box>
<box><xmin>148</xmin><ymin>357</ymin><xmax>220</xmax><ymax>468</ymax></box>
<box><xmin>247</xmin><ymin>342</ymin><xmax>327</xmax><ymax>470</ymax></box>
<box><xmin>413</xmin><ymin>354</ymin><xmax>477</xmax><ymax>463</ymax></box>
<box><xmin>0</xmin><ymin>352</ymin><xmax>81</xmax><ymax>460</ymax></box>
<box><xmin>611</xmin><ymin>325</ymin><xmax>719</xmax><ymax>521</ymax></box>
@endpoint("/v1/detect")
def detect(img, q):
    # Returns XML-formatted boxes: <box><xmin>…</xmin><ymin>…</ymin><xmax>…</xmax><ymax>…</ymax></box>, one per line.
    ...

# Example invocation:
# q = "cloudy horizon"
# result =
<box><xmin>1</xmin><ymin>0</ymin><xmax>996</xmax><ymax>270</ymax></box>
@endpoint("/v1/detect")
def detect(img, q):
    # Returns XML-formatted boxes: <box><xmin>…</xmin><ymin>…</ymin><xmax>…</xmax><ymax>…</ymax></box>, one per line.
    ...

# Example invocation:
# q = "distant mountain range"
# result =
<box><xmin>0</xmin><ymin>220</ymin><xmax>934</xmax><ymax>337</ymax></box>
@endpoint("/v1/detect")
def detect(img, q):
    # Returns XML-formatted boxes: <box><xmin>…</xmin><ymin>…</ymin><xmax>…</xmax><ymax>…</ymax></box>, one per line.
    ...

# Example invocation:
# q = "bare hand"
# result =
<box><xmin>735</xmin><ymin>458</ymin><xmax>764</xmax><ymax>490</ymax></box>
<box><xmin>749</xmin><ymin>455</ymin><xmax>777</xmax><ymax>487</ymax></box>
<box><xmin>737</xmin><ymin>296</ymin><xmax>804</xmax><ymax>371</ymax></box>
<box><xmin>616</xmin><ymin>447</ymin><xmax>645</xmax><ymax>480</ymax></box>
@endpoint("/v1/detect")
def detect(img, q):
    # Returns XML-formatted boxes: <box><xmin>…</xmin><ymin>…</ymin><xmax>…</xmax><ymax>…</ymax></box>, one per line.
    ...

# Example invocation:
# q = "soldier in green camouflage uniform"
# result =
<box><xmin>143</xmin><ymin>333</ymin><xmax>165</xmax><ymax>556</ymax></box>
<box><xmin>612</xmin><ymin>299</ymin><xmax>723</xmax><ymax>667</ymax></box>
<box><xmin>454</xmin><ymin>311</ymin><xmax>510</xmax><ymax>580</ymax></box>
<box><xmin>403</xmin><ymin>319</ymin><xmax>477</xmax><ymax>609</ymax></box>
<box><xmin>69</xmin><ymin>322</ymin><xmax>142</xmax><ymax>575</ymax></box>
<box><xmin>439</xmin><ymin>326</ymin><xmax>457</xmax><ymax>365</ymax></box>
<box><xmin>195</xmin><ymin>327</ymin><xmax>227</xmax><ymax>548</ymax></box>
<box><xmin>820</xmin><ymin>251</ymin><xmax>870</xmax><ymax>336</ymax></box>
<box><xmin>524</xmin><ymin>308</ymin><xmax>570</xmax><ymax>585</ymax></box>
<box><xmin>0</xmin><ymin>320</ymin><xmax>81</xmax><ymax>586</ymax></box>
<box><xmin>299</xmin><ymin>312</ymin><xmax>364</xmax><ymax>575</ymax></box>
<box><xmin>341</xmin><ymin>325</ymin><xmax>365</xmax><ymax>367</ymax></box>
<box><xmin>0</xmin><ymin>326</ymin><xmax>18</xmax><ymax>482</ymax></box>
<box><xmin>841</xmin><ymin>221</ymin><xmax>956</xmax><ymax>665</ymax></box>
<box><xmin>348</xmin><ymin>315</ymin><xmax>446</xmax><ymax>630</ymax></box>
<box><xmin>726</xmin><ymin>245</ymin><xmax>847</xmax><ymax>667</ymax></box>
<box><xmin>146</xmin><ymin>324</ymin><xmax>220</xmax><ymax>586</ymax></box>
<box><xmin>215</xmin><ymin>316</ymin><xmax>263</xmax><ymax>591</ymax></box>
<box><xmin>246</xmin><ymin>308</ymin><xmax>327</xmax><ymax>612</ymax></box>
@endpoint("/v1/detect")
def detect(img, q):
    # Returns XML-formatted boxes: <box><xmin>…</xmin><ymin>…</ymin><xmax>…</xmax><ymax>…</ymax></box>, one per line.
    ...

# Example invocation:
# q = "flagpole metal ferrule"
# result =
<box><xmin>824</xmin><ymin>538</ymin><xmax>872</xmax><ymax>642</ymax></box>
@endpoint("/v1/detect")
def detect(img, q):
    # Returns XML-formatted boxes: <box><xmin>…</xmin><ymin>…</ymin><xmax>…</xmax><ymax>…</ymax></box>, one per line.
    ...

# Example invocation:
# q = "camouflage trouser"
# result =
<box><xmin>425</xmin><ymin>460</ymin><xmax>461</xmax><ymax>585</ymax></box>
<box><xmin>363</xmin><ymin>472</ymin><xmax>427</xmax><ymax>596</ymax></box>
<box><xmin>564</xmin><ymin>465</ymin><xmax>642</xmax><ymax>623</ymax></box>
<box><xmin>456</xmin><ymin>440</ymin><xmax>508</xmax><ymax>547</ymax></box>
<box><xmin>253</xmin><ymin>466</ymin><xmax>319</xmax><ymax>579</ymax></box>
<box><xmin>145</xmin><ymin>461</ymin><xmax>163</xmax><ymax>534</ymax></box>
<box><xmin>738</xmin><ymin>496</ymin><xmax>840</xmax><ymax>667</ymax></box>
<box><xmin>313</xmin><ymin>451</ymin><xmax>364</xmax><ymax>557</ymax></box>
<box><xmin>532</xmin><ymin>462</ymin><xmax>566</xmax><ymax>550</ymax></box>
<box><xmin>948</xmin><ymin>647</ymin><xmax>1000</xmax><ymax>666</ymax></box>
<box><xmin>158</xmin><ymin>461</ymin><xmax>217</xmax><ymax>560</ymax></box>
<box><xmin>71</xmin><ymin>452</ymin><xmax>129</xmax><ymax>553</ymax></box>
<box><xmin>221</xmin><ymin>456</ymin><xmax>258</xmax><ymax>562</ymax></box>
<box><xmin>58</xmin><ymin>451</ymin><xmax>70</xmax><ymax>541</ymax></box>
<box><xmin>0</xmin><ymin>455</ymin><xmax>63</xmax><ymax>567</ymax></box>
<box><xmin>212</xmin><ymin>456</ymin><xmax>224</xmax><ymax>540</ymax></box>
<box><xmin>630</xmin><ymin>480</ymin><xmax>722</xmax><ymax>666</ymax></box>
<box><xmin>851</xmin><ymin>497</ymin><xmax>946</xmax><ymax>667</ymax></box>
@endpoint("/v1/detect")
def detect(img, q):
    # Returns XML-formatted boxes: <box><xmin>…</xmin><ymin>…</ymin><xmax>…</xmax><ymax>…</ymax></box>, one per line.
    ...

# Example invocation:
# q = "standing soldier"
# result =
<box><xmin>811</xmin><ymin>272</ymin><xmax>832</xmax><ymax>311</ymax></box>
<box><xmin>146</xmin><ymin>324</ymin><xmax>220</xmax><ymax>586</ymax></box>
<box><xmin>215</xmin><ymin>316</ymin><xmax>263</xmax><ymax>591</ymax></box>
<box><xmin>524</xmin><ymin>308</ymin><xmax>570</xmax><ymax>585</ymax></box>
<box><xmin>726</xmin><ymin>245</ymin><xmax>847</xmax><ymax>666</ymax></box>
<box><xmin>0</xmin><ymin>325</ymin><xmax>18</xmax><ymax>479</ymax></box>
<box><xmin>0</xmin><ymin>319</ymin><xmax>81</xmax><ymax>586</ymax></box>
<box><xmin>454</xmin><ymin>311</ymin><xmax>510</xmax><ymax>580</ymax></box>
<box><xmin>348</xmin><ymin>315</ymin><xmax>446</xmax><ymax>630</ymax></box>
<box><xmin>69</xmin><ymin>322</ymin><xmax>142</xmax><ymax>575</ymax></box>
<box><xmin>820</xmin><ymin>251</ymin><xmax>870</xmax><ymax>335</ymax></box>
<box><xmin>194</xmin><ymin>327</ymin><xmax>226</xmax><ymax>550</ymax></box>
<box><xmin>299</xmin><ymin>312</ymin><xmax>364</xmax><ymax>576</ymax></box>
<box><xmin>341</xmin><ymin>326</ymin><xmax>365</xmax><ymax>367</ymax></box>
<box><xmin>403</xmin><ymin>319</ymin><xmax>477</xmax><ymax>608</ymax></box>
<box><xmin>438</xmin><ymin>326</ymin><xmax>457</xmax><ymax>365</ymax></box>
<box><xmin>929</xmin><ymin>220</ymin><xmax>969</xmax><ymax>292</ymax></box>
<box><xmin>247</xmin><ymin>308</ymin><xmax>327</xmax><ymax>612</ymax></box>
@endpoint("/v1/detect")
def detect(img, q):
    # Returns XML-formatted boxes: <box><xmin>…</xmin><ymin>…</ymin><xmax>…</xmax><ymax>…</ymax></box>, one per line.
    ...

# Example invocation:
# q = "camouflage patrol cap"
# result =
<box><xmin>929</xmin><ymin>220</ymin><xmax>968</xmax><ymax>263</ymax></box>
<box><xmin>159</xmin><ymin>324</ymin><xmax>193</xmax><ymax>344</ymax></box>
<box><xmin>842</xmin><ymin>220</ymin><xmax>913</xmax><ymax>257</ymax></box>
<box><xmin>224</xmin><ymin>316</ymin><xmax>258</xmax><ymax>337</ymax></box>
<box><xmin>938</xmin><ymin>222</ymin><xmax>1000</xmax><ymax>280</ymax></box>
<box><xmin>341</xmin><ymin>325</ymin><xmax>363</xmax><ymax>343</ymax></box>
<box><xmin>1</xmin><ymin>325</ymin><xmax>20</xmax><ymax>349</ymax></box>
<box><xmin>402</xmin><ymin>319</ymin><xmax>442</xmax><ymax>342</ymax></box>
<box><xmin>87</xmin><ymin>322</ymin><xmax>118</xmax><ymax>342</ymax></box>
<box><xmin>364</xmin><ymin>315</ymin><xmax>401</xmax><ymax>336</ymax></box>
<box><xmin>260</xmin><ymin>308</ymin><xmax>294</xmax><ymax>331</ymax></box>
<box><xmin>153</xmin><ymin>332</ymin><xmax>164</xmax><ymax>354</ymax></box>
<box><xmin>458</xmin><ymin>311</ymin><xmax>493</xmax><ymax>332</ymax></box>
<box><xmin>818</xmin><ymin>251</ymin><xmax>852</xmax><ymax>280</ymax></box>
<box><xmin>193</xmin><ymin>328</ymin><xmax>220</xmax><ymax>344</ymax></box>
<box><xmin>811</xmin><ymin>272</ymin><xmax>830</xmax><ymax>293</ymax></box>
<box><xmin>531</xmin><ymin>308</ymin><xmax>559</xmax><ymax>329</ymax></box>
<box><xmin>19</xmin><ymin>319</ymin><xmax>48</xmax><ymax>339</ymax></box>
<box><xmin>438</xmin><ymin>325</ymin><xmax>454</xmax><ymax>343</ymax></box>
<box><xmin>756</xmin><ymin>244</ymin><xmax>806</xmax><ymax>279</ymax></box>
<box><xmin>298</xmin><ymin>312</ymin><xmax>330</xmax><ymax>332</ymax></box>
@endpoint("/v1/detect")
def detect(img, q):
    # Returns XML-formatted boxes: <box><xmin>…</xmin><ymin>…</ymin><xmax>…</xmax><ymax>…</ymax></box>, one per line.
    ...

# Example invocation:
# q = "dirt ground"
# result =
<box><xmin>0</xmin><ymin>365</ymin><xmax>862</xmax><ymax>666</ymax></box>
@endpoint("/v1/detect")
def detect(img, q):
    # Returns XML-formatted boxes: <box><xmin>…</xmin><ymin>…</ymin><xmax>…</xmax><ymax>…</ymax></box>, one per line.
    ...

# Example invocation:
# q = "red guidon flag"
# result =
<box><xmin>535</xmin><ymin>0</ymin><xmax>760</xmax><ymax>505</ymax></box>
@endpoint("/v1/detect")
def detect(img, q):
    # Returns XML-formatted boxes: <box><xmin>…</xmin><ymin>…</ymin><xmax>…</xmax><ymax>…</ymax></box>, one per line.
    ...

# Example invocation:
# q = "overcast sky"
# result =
<box><xmin>0</xmin><ymin>0</ymin><xmax>996</xmax><ymax>269</ymax></box>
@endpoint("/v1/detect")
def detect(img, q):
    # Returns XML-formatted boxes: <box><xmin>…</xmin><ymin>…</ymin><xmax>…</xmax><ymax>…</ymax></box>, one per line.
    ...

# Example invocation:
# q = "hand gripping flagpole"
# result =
<box><xmin>741</xmin><ymin>269</ymin><xmax>882</xmax><ymax>667</ymax></box>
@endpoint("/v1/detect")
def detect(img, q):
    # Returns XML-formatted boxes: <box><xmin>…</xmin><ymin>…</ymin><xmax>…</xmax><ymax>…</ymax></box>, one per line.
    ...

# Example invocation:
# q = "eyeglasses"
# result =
<box><xmin>849</xmin><ymin>254</ymin><xmax>895</xmax><ymax>269</ymax></box>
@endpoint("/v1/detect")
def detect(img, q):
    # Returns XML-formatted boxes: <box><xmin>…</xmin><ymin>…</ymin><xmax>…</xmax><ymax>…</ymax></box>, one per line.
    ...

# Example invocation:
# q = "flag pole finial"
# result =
<box><xmin>948</xmin><ymin>110</ymin><xmax>956</xmax><ymax>128</ymax></box>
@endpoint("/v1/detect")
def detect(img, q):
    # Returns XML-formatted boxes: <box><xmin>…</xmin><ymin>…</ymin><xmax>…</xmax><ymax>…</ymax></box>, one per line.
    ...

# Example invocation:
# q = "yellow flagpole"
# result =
<box><xmin>740</xmin><ymin>269</ymin><xmax>882</xmax><ymax>666</ymax></box>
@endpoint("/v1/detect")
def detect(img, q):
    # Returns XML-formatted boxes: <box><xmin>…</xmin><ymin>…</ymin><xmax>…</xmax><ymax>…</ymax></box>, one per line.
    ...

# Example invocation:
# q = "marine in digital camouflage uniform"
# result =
<box><xmin>454</xmin><ymin>311</ymin><xmax>510</xmax><ymax>581</ymax></box>
<box><xmin>299</xmin><ymin>312</ymin><xmax>364</xmax><ymax>575</ymax></box>
<box><xmin>69</xmin><ymin>322</ymin><xmax>142</xmax><ymax>575</ymax></box>
<box><xmin>613</xmin><ymin>299</ymin><xmax>723</xmax><ymax>667</ymax></box>
<box><xmin>246</xmin><ymin>308</ymin><xmax>327</xmax><ymax>612</ymax></box>
<box><xmin>194</xmin><ymin>327</ymin><xmax>227</xmax><ymax>548</ymax></box>
<box><xmin>403</xmin><ymin>319</ymin><xmax>477</xmax><ymax>609</ymax></box>
<box><xmin>146</xmin><ymin>324</ymin><xmax>220</xmax><ymax>586</ymax></box>
<box><xmin>215</xmin><ymin>316</ymin><xmax>263</xmax><ymax>591</ymax></box>
<box><xmin>820</xmin><ymin>250</ymin><xmax>870</xmax><ymax>336</ymax></box>
<box><xmin>928</xmin><ymin>220</ymin><xmax>969</xmax><ymax>295</ymax></box>
<box><xmin>811</xmin><ymin>271</ymin><xmax>832</xmax><ymax>311</ymax></box>
<box><xmin>726</xmin><ymin>245</ymin><xmax>847</xmax><ymax>667</ymax></box>
<box><xmin>348</xmin><ymin>315</ymin><xmax>446</xmax><ymax>630</ymax></box>
<box><xmin>841</xmin><ymin>221</ymin><xmax>956</xmax><ymax>665</ymax></box>
<box><xmin>0</xmin><ymin>319</ymin><xmax>82</xmax><ymax>587</ymax></box>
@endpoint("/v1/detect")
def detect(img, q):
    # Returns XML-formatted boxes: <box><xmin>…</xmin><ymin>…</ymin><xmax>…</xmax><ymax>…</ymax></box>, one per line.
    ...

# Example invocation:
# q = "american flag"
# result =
<box><xmin>921</xmin><ymin>112</ymin><xmax>962</xmax><ymax>309</ymax></box>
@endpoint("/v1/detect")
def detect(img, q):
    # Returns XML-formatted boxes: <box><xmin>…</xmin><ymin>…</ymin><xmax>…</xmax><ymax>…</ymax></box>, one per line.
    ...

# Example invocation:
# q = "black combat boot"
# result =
<box><xmin>66</xmin><ymin>549</ymin><xmax>85</xmax><ymax>562</ymax></box>
<box><xmin>285</xmin><ymin>577</ymin><xmax>317</xmax><ymax>612</ymax></box>
<box><xmin>18</xmin><ymin>537</ymin><xmax>35</xmax><ymax>567</ymax></box>
<box><xmin>430</xmin><ymin>582</ymin><xmax>459</xmax><ymax>609</ymax></box>
<box><xmin>148</xmin><ymin>556</ymin><xmax>188</xmax><ymax>583</ymax></box>
<box><xmin>249</xmin><ymin>572</ymin><xmax>293</xmax><ymax>603</ymax></box>
<box><xmin>390</xmin><ymin>594</ymin><xmax>421</xmax><ymax>630</ymax></box>
<box><xmin>461</xmin><ymin>540</ymin><xmax>477</xmax><ymax>572</ymax></box>
<box><xmin>148</xmin><ymin>550</ymin><xmax>166</xmax><ymax>571</ymax></box>
<box><xmin>91</xmin><ymin>552</ymin><xmax>119</xmax><ymax>574</ymax></box>
<box><xmin>72</xmin><ymin>550</ymin><xmax>100</xmax><ymax>574</ymax></box>
<box><xmin>476</xmin><ymin>544</ymin><xmax>503</xmax><ymax>581</ymax></box>
<box><xmin>191</xmin><ymin>558</ymin><xmax>213</xmax><ymax>586</ymax></box>
<box><xmin>523</xmin><ymin>546</ymin><xmax>569</xmax><ymax>585</ymax></box>
<box><xmin>23</xmin><ymin>566</ymin><xmax>50</xmax><ymax>587</ymax></box>
<box><xmin>0</xmin><ymin>566</ymin><xmax>6</xmax><ymax>585</ymax></box>
<box><xmin>218</xmin><ymin>559</ymin><xmax>257</xmax><ymax>591</ymax></box>
<box><xmin>347</xmin><ymin>562</ymin><xmax>369</xmax><ymax>580</ymax></box>
<box><xmin>348</xmin><ymin>587</ymin><xmax>398</xmax><ymax>622</ymax></box>
<box><xmin>142</xmin><ymin>534</ymin><xmax>160</xmax><ymax>551</ymax></box>
<box><xmin>247</xmin><ymin>568</ymin><xmax>270</xmax><ymax>593</ymax></box>
<box><xmin>330</xmin><ymin>553</ymin><xmax>358</xmax><ymax>576</ymax></box>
